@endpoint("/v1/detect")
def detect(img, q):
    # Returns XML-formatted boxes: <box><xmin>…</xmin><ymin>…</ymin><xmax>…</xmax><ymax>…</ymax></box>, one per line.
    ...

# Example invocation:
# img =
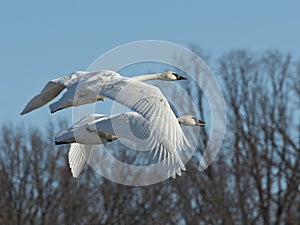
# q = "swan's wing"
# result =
<box><xmin>20</xmin><ymin>71</ymin><xmax>90</xmax><ymax>115</ymax></box>
<box><xmin>93</xmin><ymin>78</ymin><xmax>190</xmax><ymax>177</ymax></box>
<box><xmin>68</xmin><ymin>144</ymin><xmax>93</xmax><ymax>178</ymax></box>
<box><xmin>49</xmin><ymin>70</ymin><xmax>122</xmax><ymax>113</ymax></box>
<box><xmin>20</xmin><ymin>81</ymin><xmax>66</xmax><ymax>115</ymax></box>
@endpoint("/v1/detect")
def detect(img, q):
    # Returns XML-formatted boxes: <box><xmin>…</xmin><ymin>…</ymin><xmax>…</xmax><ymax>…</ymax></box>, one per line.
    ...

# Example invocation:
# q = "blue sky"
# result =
<box><xmin>0</xmin><ymin>0</ymin><xmax>299</xmax><ymax>127</ymax></box>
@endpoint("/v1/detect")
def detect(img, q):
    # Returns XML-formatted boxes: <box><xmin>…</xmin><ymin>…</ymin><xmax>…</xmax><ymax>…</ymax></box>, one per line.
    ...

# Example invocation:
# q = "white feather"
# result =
<box><xmin>68</xmin><ymin>144</ymin><xmax>93</xmax><ymax>178</ymax></box>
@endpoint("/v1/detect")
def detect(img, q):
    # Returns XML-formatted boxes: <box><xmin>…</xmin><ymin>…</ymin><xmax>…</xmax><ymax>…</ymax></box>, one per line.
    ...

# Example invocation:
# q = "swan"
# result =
<box><xmin>55</xmin><ymin>112</ymin><xmax>205</xmax><ymax>178</ymax></box>
<box><xmin>22</xmin><ymin>70</ymin><xmax>190</xmax><ymax>176</ymax></box>
<box><xmin>20</xmin><ymin>70</ymin><xmax>186</xmax><ymax>115</ymax></box>
<box><xmin>55</xmin><ymin>112</ymin><xmax>205</xmax><ymax>145</ymax></box>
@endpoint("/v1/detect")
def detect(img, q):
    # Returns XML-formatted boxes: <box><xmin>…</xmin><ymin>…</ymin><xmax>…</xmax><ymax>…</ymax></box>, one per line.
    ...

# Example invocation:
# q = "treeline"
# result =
<box><xmin>0</xmin><ymin>49</ymin><xmax>299</xmax><ymax>225</ymax></box>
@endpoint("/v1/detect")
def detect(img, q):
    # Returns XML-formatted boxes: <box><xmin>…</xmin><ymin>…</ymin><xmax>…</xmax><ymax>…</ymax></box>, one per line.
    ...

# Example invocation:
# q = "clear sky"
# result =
<box><xmin>0</xmin><ymin>0</ymin><xmax>299</xmax><ymax>127</ymax></box>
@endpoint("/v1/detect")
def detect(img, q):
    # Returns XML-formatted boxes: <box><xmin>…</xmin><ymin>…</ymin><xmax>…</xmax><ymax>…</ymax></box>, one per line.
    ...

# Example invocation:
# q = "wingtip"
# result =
<box><xmin>20</xmin><ymin>108</ymin><xmax>29</xmax><ymax>115</ymax></box>
<box><xmin>71</xmin><ymin>169</ymin><xmax>80</xmax><ymax>178</ymax></box>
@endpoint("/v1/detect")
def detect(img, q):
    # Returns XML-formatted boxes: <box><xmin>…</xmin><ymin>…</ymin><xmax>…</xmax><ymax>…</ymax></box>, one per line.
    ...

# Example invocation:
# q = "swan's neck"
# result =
<box><xmin>177</xmin><ymin>117</ymin><xmax>192</xmax><ymax>126</ymax></box>
<box><xmin>131</xmin><ymin>73</ymin><xmax>162</xmax><ymax>82</ymax></box>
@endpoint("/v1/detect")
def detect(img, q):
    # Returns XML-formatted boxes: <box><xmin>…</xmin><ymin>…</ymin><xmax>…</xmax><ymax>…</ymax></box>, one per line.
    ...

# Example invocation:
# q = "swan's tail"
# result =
<box><xmin>68</xmin><ymin>144</ymin><xmax>93</xmax><ymax>178</ymax></box>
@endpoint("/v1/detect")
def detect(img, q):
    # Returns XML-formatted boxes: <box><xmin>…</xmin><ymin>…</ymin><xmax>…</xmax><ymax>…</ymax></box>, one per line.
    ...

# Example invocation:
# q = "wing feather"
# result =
<box><xmin>68</xmin><ymin>144</ymin><xmax>93</xmax><ymax>178</ymax></box>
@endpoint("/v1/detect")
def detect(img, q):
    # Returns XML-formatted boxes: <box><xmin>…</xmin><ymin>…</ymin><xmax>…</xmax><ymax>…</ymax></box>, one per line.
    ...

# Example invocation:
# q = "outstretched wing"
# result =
<box><xmin>91</xmin><ymin>78</ymin><xmax>190</xmax><ymax>177</ymax></box>
<box><xmin>20</xmin><ymin>81</ymin><xmax>65</xmax><ymax>115</ymax></box>
<box><xmin>20</xmin><ymin>71</ymin><xmax>89</xmax><ymax>115</ymax></box>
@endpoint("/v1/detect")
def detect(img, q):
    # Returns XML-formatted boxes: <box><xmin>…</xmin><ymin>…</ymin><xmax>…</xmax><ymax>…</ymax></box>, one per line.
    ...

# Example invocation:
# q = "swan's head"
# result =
<box><xmin>178</xmin><ymin>115</ymin><xmax>206</xmax><ymax>126</ymax></box>
<box><xmin>160</xmin><ymin>71</ymin><xmax>187</xmax><ymax>81</ymax></box>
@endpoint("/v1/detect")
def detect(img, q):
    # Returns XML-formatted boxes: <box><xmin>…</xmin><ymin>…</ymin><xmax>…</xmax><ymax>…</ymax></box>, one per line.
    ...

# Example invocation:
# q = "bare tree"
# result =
<box><xmin>219</xmin><ymin>49</ymin><xmax>300</xmax><ymax>225</ymax></box>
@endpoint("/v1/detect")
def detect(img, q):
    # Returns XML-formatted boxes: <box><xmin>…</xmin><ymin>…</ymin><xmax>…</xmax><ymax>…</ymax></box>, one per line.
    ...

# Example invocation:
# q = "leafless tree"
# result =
<box><xmin>219</xmin><ymin>49</ymin><xmax>300</xmax><ymax>225</ymax></box>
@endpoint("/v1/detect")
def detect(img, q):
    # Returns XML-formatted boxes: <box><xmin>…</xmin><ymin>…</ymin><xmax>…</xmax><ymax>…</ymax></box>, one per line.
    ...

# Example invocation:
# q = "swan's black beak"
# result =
<box><xmin>196</xmin><ymin>120</ymin><xmax>206</xmax><ymax>126</ymax></box>
<box><xmin>174</xmin><ymin>74</ymin><xmax>187</xmax><ymax>80</ymax></box>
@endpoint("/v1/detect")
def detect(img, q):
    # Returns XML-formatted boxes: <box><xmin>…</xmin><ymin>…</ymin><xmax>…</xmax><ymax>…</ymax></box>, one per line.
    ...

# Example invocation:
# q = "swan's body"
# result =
<box><xmin>20</xmin><ymin>70</ymin><xmax>185</xmax><ymax>115</ymax></box>
<box><xmin>55</xmin><ymin>113</ymin><xmax>150</xmax><ymax>145</ymax></box>
<box><xmin>55</xmin><ymin>112</ymin><xmax>205</xmax><ymax>178</ymax></box>
<box><xmin>55</xmin><ymin>114</ymin><xmax>119</xmax><ymax>145</ymax></box>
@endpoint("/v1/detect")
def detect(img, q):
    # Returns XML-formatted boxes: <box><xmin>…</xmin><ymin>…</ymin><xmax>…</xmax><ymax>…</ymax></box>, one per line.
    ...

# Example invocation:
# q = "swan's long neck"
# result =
<box><xmin>131</xmin><ymin>73</ymin><xmax>162</xmax><ymax>82</ymax></box>
<box><xmin>177</xmin><ymin>117</ymin><xmax>193</xmax><ymax>126</ymax></box>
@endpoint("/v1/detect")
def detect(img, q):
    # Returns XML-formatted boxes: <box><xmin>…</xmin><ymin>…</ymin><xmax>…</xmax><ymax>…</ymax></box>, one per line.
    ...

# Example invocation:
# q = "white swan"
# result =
<box><xmin>22</xmin><ymin>70</ymin><xmax>190</xmax><ymax>176</ymax></box>
<box><xmin>20</xmin><ymin>70</ymin><xmax>186</xmax><ymax>115</ymax></box>
<box><xmin>55</xmin><ymin>112</ymin><xmax>205</xmax><ymax>178</ymax></box>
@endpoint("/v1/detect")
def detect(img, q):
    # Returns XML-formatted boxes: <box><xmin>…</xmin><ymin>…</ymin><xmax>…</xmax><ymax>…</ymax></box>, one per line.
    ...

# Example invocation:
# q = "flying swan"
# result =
<box><xmin>55</xmin><ymin>112</ymin><xmax>205</xmax><ymax>178</ymax></box>
<box><xmin>20</xmin><ymin>70</ymin><xmax>186</xmax><ymax>115</ymax></box>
